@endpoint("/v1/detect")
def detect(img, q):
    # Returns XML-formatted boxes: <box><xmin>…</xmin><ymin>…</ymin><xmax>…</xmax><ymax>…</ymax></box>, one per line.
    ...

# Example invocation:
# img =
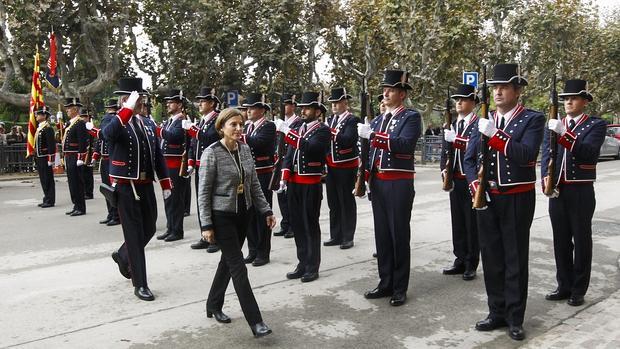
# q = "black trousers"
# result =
<box><xmin>370</xmin><ymin>178</ymin><xmax>415</xmax><ymax>295</ymax></box>
<box><xmin>100</xmin><ymin>158</ymin><xmax>119</xmax><ymax>221</ymax></box>
<box><xmin>82</xmin><ymin>165</ymin><xmax>94</xmax><ymax>197</ymax></box>
<box><xmin>288</xmin><ymin>182</ymin><xmax>323</xmax><ymax>274</ymax></box>
<box><xmin>116</xmin><ymin>182</ymin><xmax>158</xmax><ymax>288</ymax></box>
<box><xmin>184</xmin><ymin>175</ymin><xmax>191</xmax><ymax>214</ymax></box>
<box><xmin>247</xmin><ymin>172</ymin><xmax>273</xmax><ymax>259</ymax></box>
<box><xmin>65</xmin><ymin>154</ymin><xmax>86</xmax><ymax>212</ymax></box>
<box><xmin>36</xmin><ymin>157</ymin><xmax>55</xmax><ymax>205</ymax></box>
<box><xmin>549</xmin><ymin>183</ymin><xmax>595</xmax><ymax>297</ymax></box>
<box><xmin>326</xmin><ymin>166</ymin><xmax>357</xmax><ymax>243</ymax></box>
<box><xmin>277</xmin><ymin>190</ymin><xmax>291</xmax><ymax>233</ymax></box>
<box><xmin>477</xmin><ymin>190</ymin><xmax>535</xmax><ymax>326</ymax></box>
<box><xmin>207</xmin><ymin>205</ymin><xmax>263</xmax><ymax>326</ymax></box>
<box><xmin>449</xmin><ymin>178</ymin><xmax>479</xmax><ymax>269</ymax></box>
<box><xmin>164</xmin><ymin>169</ymin><xmax>186</xmax><ymax>236</ymax></box>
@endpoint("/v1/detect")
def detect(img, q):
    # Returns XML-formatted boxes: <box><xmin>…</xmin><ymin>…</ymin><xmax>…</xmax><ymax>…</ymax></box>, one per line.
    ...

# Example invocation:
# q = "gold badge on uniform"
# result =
<box><xmin>237</xmin><ymin>183</ymin><xmax>244</xmax><ymax>194</ymax></box>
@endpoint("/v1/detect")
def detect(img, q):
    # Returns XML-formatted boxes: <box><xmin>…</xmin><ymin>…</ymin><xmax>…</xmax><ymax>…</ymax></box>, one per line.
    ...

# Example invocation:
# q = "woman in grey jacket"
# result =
<box><xmin>198</xmin><ymin>108</ymin><xmax>276</xmax><ymax>338</ymax></box>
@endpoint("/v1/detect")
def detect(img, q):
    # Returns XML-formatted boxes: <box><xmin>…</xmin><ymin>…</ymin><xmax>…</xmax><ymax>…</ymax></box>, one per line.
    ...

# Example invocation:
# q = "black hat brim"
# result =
<box><xmin>451</xmin><ymin>93</ymin><xmax>480</xmax><ymax>103</ymax></box>
<box><xmin>113</xmin><ymin>90</ymin><xmax>149</xmax><ymax>96</ymax></box>
<box><xmin>63</xmin><ymin>103</ymin><xmax>83</xmax><ymax>108</ymax></box>
<box><xmin>104</xmin><ymin>104</ymin><xmax>119</xmax><ymax>109</ymax></box>
<box><xmin>558</xmin><ymin>92</ymin><xmax>593</xmax><ymax>102</ymax></box>
<box><xmin>36</xmin><ymin>111</ymin><xmax>51</xmax><ymax>116</ymax></box>
<box><xmin>486</xmin><ymin>76</ymin><xmax>528</xmax><ymax>86</ymax></box>
<box><xmin>242</xmin><ymin>102</ymin><xmax>271</xmax><ymax>111</ymax></box>
<box><xmin>282</xmin><ymin>100</ymin><xmax>297</xmax><ymax>105</ymax></box>
<box><xmin>298</xmin><ymin>102</ymin><xmax>327</xmax><ymax>113</ymax></box>
<box><xmin>195</xmin><ymin>95</ymin><xmax>221</xmax><ymax>104</ymax></box>
<box><xmin>380</xmin><ymin>82</ymin><xmax>412</xmax><ymax>90</ymax></box>
<box><xmin>327</xmin><ymin>94</ymin><xmax>353</xmax><ymax>102</ymax></box>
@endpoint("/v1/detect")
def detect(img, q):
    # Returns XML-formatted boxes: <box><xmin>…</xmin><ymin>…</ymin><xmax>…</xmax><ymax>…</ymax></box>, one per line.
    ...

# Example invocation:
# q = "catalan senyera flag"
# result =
<box><xmin>26</xmin><ymin>47</ymin><xmax>44</xmax><ymax>158</ymax></box>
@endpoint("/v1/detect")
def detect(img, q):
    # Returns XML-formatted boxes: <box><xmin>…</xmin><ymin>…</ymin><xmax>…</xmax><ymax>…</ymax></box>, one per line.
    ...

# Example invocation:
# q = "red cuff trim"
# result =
<box><xmin>453</xmin><ymin>136</ymin><xmax>468</xmax><ymax>150</ymax></box>
<box><xmin>165</xmin><ymin>157</ymin><xmax>182</xmax><ymax>169</ymax></box>
<box><xmin>187</xmin><ymin>125</ymin><xmax>199</xmax><ymax>138</ymax></box>
<box><xmin>469</xmin><ymin>180</ymin><xmax>480</xmax><ymax>196</ymax></box>
<box><xmin>488</xmin><ymin>130</ymin><xmax>510</xmax><ymax>155</ymax></box>
<box><xmin>371</xmin><ymin>132</ymin><xmax>389</xmax><ymax>150</ymax></box>
<box><xmin>117</xmin><ymin>107</ymin><xmax>133</xmax><ymax>125</ymax></box>
<box><xmin>159</xmin><ymin>178</ymin><xmax>172</xmax><ymax>190</ymax></box>
<box><xmin>155</xmin><ymin>126</ymin><xmax>162</xmax><ymax>138</ymax></box>
<box><xmin>78</xmin><ymin>152</ymin><xmax>87</xmax><ymax>161</ymax></box>
<box><xmin>92</xmin><ymin>152</ymin><xmax>101</xmax><ymax>161</ymax></box>
<box><xmin>282</xmin><ymin>168</ymin><xmax>291</xmax><ymax>181</ymax></box>
<box><xmin>284</xmin><ymin>130</ymin><xmax>300</xmax><ymax>149</ymax></box>
<box><xmin>558</xmin><ymin>130</ymin><xmax>576</xmax><ymax>152</ymax></box>
<box><xmin>87</xmin><ymin>128</ymin><xmax>99</xmax><ymax>138</ymax></box>
<box><xmin>188</xmin><ymin>158</ymin><xmax>195</xmax><ymax>167</ymax></box>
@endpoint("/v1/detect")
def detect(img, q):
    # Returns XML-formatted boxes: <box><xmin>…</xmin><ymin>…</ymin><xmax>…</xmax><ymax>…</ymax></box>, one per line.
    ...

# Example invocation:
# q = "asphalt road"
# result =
<box><xmin>1</xmin><ymin>160</ymin><xmax>619</xmax><ymax>348</ymax></box>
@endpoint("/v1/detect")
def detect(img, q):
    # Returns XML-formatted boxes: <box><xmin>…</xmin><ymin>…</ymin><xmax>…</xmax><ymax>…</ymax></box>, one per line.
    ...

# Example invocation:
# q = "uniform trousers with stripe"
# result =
<box><xmin>326</xmin><ymin>166</ymin><xmax>357</xmax><ymax>243</ymax></box>
<box><xmin>549</xmin><ymin>182</ymin><xmax>595</xmax><ymax>297</ymax></box>
<box><xmin>246</xmin><ymin>172</ymin><xmax>273</xmax><ymax>259</ymax></box>
<box><xmin>449</xmin><ymin>177</ymin><xmax>479</xmax><ymax>269</ymax></box>
<box><xmin>65</xmin><ymin>154</ymin><xmax>86</xmax><ymax>212</ymax></box>
<box><xmin>36</xmin><ymin>157</ymin><xmax>55</xmax><ymax>205</ymax></box>
<box><xmin>288</xmin><ymin>181</ymin><xmax>323</xmax><ymax>274</ymax></box>
<box><xmin>277</xmin><ymin>190</ymin><xmax>292</xmax><ymax>234</ymax></box>
<box><xmin>164</xmin><ymin>169</ymin><xmax>186</xmax><ymax>236</ymax></box>
<box><xmin>82</xmin><ymin>165</ymin><xmax>94</xmax><ymax>197</ymax></box>
<box><xmin>100</xmin><ymin>158</ymin><xmax>119</xmax><ymax>221</ymax></box>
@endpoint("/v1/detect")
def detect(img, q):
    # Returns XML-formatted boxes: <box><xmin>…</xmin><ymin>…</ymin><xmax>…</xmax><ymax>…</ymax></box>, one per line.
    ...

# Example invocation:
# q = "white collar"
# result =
<box><xmin>170</xmin><ymin>112</ymin><xmax>183</xmax><ymax>121</ymax></box>
<box><xmin>252</xmin><ymin>116</ymin><xmax>265</xmax><ymax>127</ymax></box>
<box><xmin>202</xmin><ymin>110</ymin><xmax>217</xmax><ymax>121</ymax></box>
<box><xmin>566</xmin><ymin>113</ymin><xmax>584</xmax><ymax>124</ymax></box>
<box><xmin>303</xmin><ymin>120</ymin><xmax>319</xmax><ymax>129</ymax></box>
<box><xmin>495</xmin><ymin>104</ymin><xmax>519</xmax><ymax>120</ymax></box>
<box><xmin>69</xmin><ymin>116</ymin><xmax>80</xmax><ymax>123</ymax></box>
<box><xmin>457</xmin><ymin>112</ymin><xmax>474</xmax><ymax>123</ymax></box>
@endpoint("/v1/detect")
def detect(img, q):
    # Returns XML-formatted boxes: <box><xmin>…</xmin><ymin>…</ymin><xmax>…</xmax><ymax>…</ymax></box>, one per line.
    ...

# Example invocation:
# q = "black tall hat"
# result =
<box><xmin>242</xmin><ymin>93</ymin><xmax>271</xmax><ymax>111</ymax></box>
<box><xmin>451</xmin><ymin>84</ymin><xmax>480</xmax><ymax>103</ymax></box>
<box><xmin>114</xmin><ymin>77</ymin><xmax>148</xmax><ymax>95</ymax></box>
<box><xmin>63</xmin><ymin>97</ymin><xmax>83</xmax><ymax>107</ymax></box>
<box><xmin>79</xmin><ymin>107</ymin><xmax>91</xmax><ymax>117</ymax></box>
<box><xmin>297</xmin><ymin>91</ymin><xmax>327</xmax><ymax>113</ymax></box>
<box><xmin>163</xmin><ymin>88</ymin><xmax>186</xmax><ymax>102</ymax></box>
<box><xmin>195</xmin><ymin>87</ymin><xmax>221</xmax><ymax>104</ymax></box>
<box><xmin>327</xmin><ymin>87</ymin><xmax>353</xmax><ymax>102</ymax></box>
<box><xmin>486</xmin><ymin>63</ymin><xmax>528</xmax><ymax>86</ymax></box>
<box><xmin>281</xmin><ymin>93</ymin><xmax>298</xmax><ymax>105</ymax></box>
<box><xmin>35</xmin><ymin>105</ymin><xmax>52</xmax><ymax>116</ymax></box>
<box><xmin>559</xmin><ymin>79</ymin><xmax>593</xmax><ymax>101</ymax></box>
<box><xmin>380</xmin><ymin>70</ymin><xmax>412</xmax><ymax>90</ymax></box>
<box><xmin>104</xmin><ymin>98</ymin><xmax>119</xmax><ymax>109</ymax></box>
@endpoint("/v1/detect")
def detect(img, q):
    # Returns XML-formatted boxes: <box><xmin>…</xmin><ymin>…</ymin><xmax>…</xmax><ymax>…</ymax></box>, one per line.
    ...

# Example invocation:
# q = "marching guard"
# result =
<box><xmin>182</xmin><ymin>87</ymin><xmax>221</xmax><ymax>253</ymax></box>
<box><xmin>440</xmin><ymin>84</ymin><xmax>480</xmax><ymax>280</ymax></box>
<box><xmin>241</xmin><ymin>93</ymin><xmax>277</xmax><ymax>266</ymax></box>
<box><xmin>80</xmin><ymin>108</ymin><xmax>95</xmax><ymax>200</ymax></box>
<box><xmin>275</xmin><ymin>91</ymin><xmax>330</xmax><ymax>283</ymax></box>
<box><xmin>34</xmin><ymin>106</ymin><xmax>56</xmax><ymax>208</ymax></box>
<box><xmin>62</xmin><ymin>97</ymin><xmax>88</xmax><ymax>216</ymax></box>
<box><xmin>541</xmin><ymin>79</ymin><xmax>606</xmax><ymax>307</ymax></box>
<box><xmin>324</xmin><ymin>87</ymin><xmax>360</xmax><ymax>249</ymax></box>
<box><xmin>464</xmin><ymin>63</ymin><xmax>545</xmax><ymax>341</ymax></box>
<box><xmin>102</xmin><ymin>77</ymin><xmax>172</xmax><ymax>301</ymax></box>
<box><xmin>358</xmin><ymin>70</ymin><xmax>422</xmax><ymax>306</ymax></box>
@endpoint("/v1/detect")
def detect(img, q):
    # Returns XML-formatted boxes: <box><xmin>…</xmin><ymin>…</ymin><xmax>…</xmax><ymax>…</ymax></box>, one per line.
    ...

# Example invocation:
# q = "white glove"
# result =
<box><xmin>444</xmin><ymin>128</ymin><xmax>456</xmax><ymax>143</ymax></box>
<box><xmin>276</xmin><ymin>180</ymin><xmax>287</xmax><ymax>193</ymax></box>
<box><xmin>478</xmin><ymin>118</ymin><xmax>497</xmax><ymax>137</ymax></box>
<box><xmin>123</xmin><ymin>91</ymin><xmax>140</xmax><ymax>110</ymax></box>
<box><xmin>181</xmin><ymin>119</ymin><xmax>194</xmax><ymax>130</ymax></box>
<box><xmin>275</xmin><ymin>119</ymin><xmax>290</xmax><ymax>134</ymax></box>
<box><xmin>163</xmin><ymin>189</ymin><xmax>172</xmax><ymax>200</ymax></box>
<box><xmin>76</xmin><ymin>160</ymin><xmax>85</xmax><ymax>167</ymax></box>
<box><xmin>47</xmin><ymin>161</ymin><xmax>54</xmax><ymax>167</ymax></box>
<box><xmin>90</xmin><ymin>159</ymin><xmax>96</xmax><ymax>167</ymax></box>
<box><xmin>548</xmin><ymin>119</ymin><xmax>566</xmax><ymax>135</ymax></box>
<box><xmin>85</xmin><ymin>122</ymin><xmax>94</xmax><ymax>130</ymax></box>
<box><xmin>357</xmin><ymin>123</ymin><xmax>372</xmax><ymax>139</ymax></box>
<box><xmin>186</xmin><ymin>166</ymin><xmax>194</xmax><ymax>176</ymax></box>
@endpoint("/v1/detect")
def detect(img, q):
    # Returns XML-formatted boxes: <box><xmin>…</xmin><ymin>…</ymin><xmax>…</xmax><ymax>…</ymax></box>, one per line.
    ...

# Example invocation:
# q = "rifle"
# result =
<box><xmin>55</xmin><ymin>107</ymin><xmax>65</xmax><ymax>168</ymax></box>
<box><xmin>354</xmin><ymin>91</ymin><xmax>372</xmax><ymax>197</ymax></box>
<box><xmin>473</xmin><ymin>66</ymin><xmax>490</xmax><ymax>210</ymax></box>
<box><xmin>179</xmin><ymin>97</ymin><xmax>192</xmax><ymax>177</ymax></box>
<box><xmin>269</xmin><ymin>90</ymin><xmax>287</xmax><ymax>191</ymax></box>
<box><xmin>84</xmin><ymin>110</ymin><xmax>94</xmax><ymax>166</ymax></box>
<box><xmin>442</xmin><ymin>88</ymin><xmax>454</xmax><ymax>191</ymax></box>
<box><xmin>544</xmin><ymin>75</ymin><xmax>560</xmax><ymax>197</ymax></box>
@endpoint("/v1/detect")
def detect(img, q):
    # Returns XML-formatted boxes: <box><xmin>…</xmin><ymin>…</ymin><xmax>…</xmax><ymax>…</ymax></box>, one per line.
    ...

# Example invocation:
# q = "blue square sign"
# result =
<box><xmin>226</xmin><ymin>90</ymin><xmax>239</xmax><ymax>106</ymax></box>
<box><xmin>463</xmin><ymin>71</ymin><xmax>479</xmax><ymax>87</ymax></box>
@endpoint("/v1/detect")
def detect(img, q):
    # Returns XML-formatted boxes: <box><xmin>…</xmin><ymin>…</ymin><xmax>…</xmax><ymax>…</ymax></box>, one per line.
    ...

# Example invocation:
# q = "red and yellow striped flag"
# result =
<box><xmin>26</xmin><ymin>47</ymin><xmax>44</xmax><ymax>157</ymax></box>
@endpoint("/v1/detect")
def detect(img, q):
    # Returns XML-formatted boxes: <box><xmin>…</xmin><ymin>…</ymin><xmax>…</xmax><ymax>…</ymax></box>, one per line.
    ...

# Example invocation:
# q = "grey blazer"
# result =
<box><xmin>198</xmin><ymin>141</ymin><xmax>273</xmax><ymax>230</ymax></box>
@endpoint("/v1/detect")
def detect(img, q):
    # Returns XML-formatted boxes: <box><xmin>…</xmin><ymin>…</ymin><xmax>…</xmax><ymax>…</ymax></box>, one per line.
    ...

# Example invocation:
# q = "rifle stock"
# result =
<box><xmin>442</xmin><ymin>88</ymin><xmax>454</xmax><ymax>191</ymax></box>
<box><xmin>179</xmin><ymin>98</ymin><xmax>191</xmax><ymax>177</ymax></box>
<box><xmin>354</xmin><ymin>91</ymin><xmax>371</xmax><ymax>197</ymax></box>
<box><xmin>472</xmin><ymin>66</ymin><xmax>489</xmax><ymax>210</ymax></box>
<box><xmin>543</xmin><ymin>75</ymin><xmax>559</xmax><ymax>197</ymax></box>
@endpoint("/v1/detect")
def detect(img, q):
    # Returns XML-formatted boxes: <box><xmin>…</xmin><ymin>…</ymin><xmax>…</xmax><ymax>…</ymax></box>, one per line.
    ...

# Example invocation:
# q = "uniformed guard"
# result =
<box><xmin>80</xmin><ymin>108</ymin><xmax>95</xmax><ymax>200</ymax></box>
<box><xmin>541</xmin><ymin>79</ymin><xmax>606</xmax><ymax>307</ymax></box>
<box><xmin>155</xmin><ymin>89</ymin><xmax>188</xmax><ymax>242</ymax></box>
<box><xmin>241</xmin><ymin>93</ymin><xmax>276</xmax><ymax>266</ymax></box>
<box><xmin>275</xmin><ymin>91</ymin><xmax>330</xmax><ymax>282</ymax></box>
<box><xmin>441</xmin><ymin>84</ymin><xmax>480</xmax><ymax>280</ymax></box>
<box><xmin>62</xmin><ymin>97</ymin><xmax>88</xmax><ymax>216</ymax></box>
<box><xmin>182</xmin><ymin>87</ymin><xmax>221</xmax><ymax>253</ymax></box>
<box><xmin>463</xmin><ymin>63</ymin><xmax>545</xmax><ymax>341</ymax></box>
<box><xmin>273</xmin><ymin>93</ymin><xmax>303</xmax><ymax>239</ymax></box>
<box><xmin>87</xmin><ymin>99</ymin><xmax>120</xmax><ymax>226</ymax></box>
<box><xmin>34</xmin><ymin>106</ymin><xmax>56</xmax><ymax>208</ymax></box>
<box><xmin>102</xmin><ymin>77</ymin><xmax>172</xmax><ymax>301</ymax></box>
<box><xmin>358</xmin><ymin>70</ymin><xmax>422</xmax><ymax>307</ymax></box>
<box><xmin>324</xmin><ymin>87</ymin><xmax>360</xmax><ymax>249</ymax></box>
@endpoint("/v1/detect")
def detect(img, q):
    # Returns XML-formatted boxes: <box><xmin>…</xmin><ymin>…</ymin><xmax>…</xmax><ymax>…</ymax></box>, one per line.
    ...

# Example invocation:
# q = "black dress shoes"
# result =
<box><xmin>372</xmin><ymin>252</ymin><xmax>377</xmax><ymax>258</ymax></box>
<box><xmin>545</xmin><ymin>289</ymin><xmax>571</xmax><ymax>301</ymax></box>
<box><xmin>206</xmin><ymin>244</ymin><xmax>220</xmax><ymax>253</ymax></box>
<box><xmin>301</xmin><ymin>272</ymin><xmax>319</xmax><ymax>283</ymax></box>
<box><xmin>184</xmin><ymin>212</ymin><xmax>190</xmax><ymax>217</ymax></box>
<box><xmin>364</xmin><ymin>287</ymin><xmax>392</xmax><ymax>299</ymax></box>
<box><xmin>284</xmin><ymin>231</ymin><xmax>294</xmax><ymax>238</ymax></box>
<box><xmin>134</xmin><ymin>286</ymin><xmax>154</xmax><ymax>301</ymax></box>
<box><xmin>463</xmin><ymin>269</ymin><xmax>477</xmax><ymax>281</ymax></box>
<box><xmin>250</xmin><ymin>322</ymin><xmax>272</xmax><ymax>338</ymax></box>
<box><xmin>191</xmin><ymin>239</ymin><xmax>209</xmax><ymax>250</ymax></box>
<box><xmin>84</xmin><ymin>194</ymin><xmax>94</xmax><ymax>200</ymax></box>
<box><xmin>340</xmin><ymin>241</ymin><xmax>354</xmax><ymax>249</ymax></box>
<box><xmin>442</xmin><ymin>263</ymin><xmax>465</xmax><ymax>275</ymax></box>
<box><xmin>111</xmin><ymin>251</ymin><xmax>131</xmax><ymax>279</ymax></box>
<box><xmin>508</xmin><ymin>325</ymin><xmax>525</xmax><ymax>340</ymax></box>
<box><xmin>567</xmin><ymin>295</ymin><xmax>585</xmax><ymax>306</ymax></box>
<box><xmin>389</xmin><ymin>293</ymin><xmax>406</xmax><ymax>306</ymax></box>
<box><xmin>99</xmin><ymin>218</ymin><xmax>110</xmax><ymax>224</ymax></box>
<box><xmin>273</xmin><ymin>229</ymin><xmax>286</xmax><ymax>237</ymax></box>
<box><xmin>107</xmin><ymin>219</ymin><xmax>120</xmax><ymax>226</ymax></box>
<box><xmin>206</xmin><ymin>308</ymin><xmax>231</xmax><ymax>323</ymax></box>
<box><xmin>164</xmin><ymin>234</ymin><xmax>183</xmax><ymax>242</ymax></box>
<box><xmin>286</xmin><ymin>268</ymin><xmax>304</xmax><ymax>279</ymax></box>
<box><xmin>66</xmin><ymin>209</ymin><xmax>76</xmax><ymax>215</ymax></box>
<box><xmin>38</xmin><ymin>203</ymin><xmax>44</xmax><ymax>207</ymax></box>
<box><xmin>244</xmin><ymin>253</ymin><xmax>256</xmax><ymax>264</ymax></box>
<box><xmin>252</xmin><ymin>257</ymin><xmax>270</xmax><ymax>267</ymax></box>
<box><xmin>323</xmin><ymin>239</ymin><xmax>341</xmax><ymax>247</ymax></box>
<box><xmin>475</xmin><ymin>316</ymin><xmax>507</xmax><ymax>331</ymax></box>
<box><xmin>40</xmin><ymin>203</ymin><xmax>54</xmax><ymax>208</ymax></box>
<box><xmin>70</xmin><ymin>210</ymin><xmax>85</xmax><ymax>216</ymax></box>
<box><xmin>156</xmin><ymin>231</ymin><xmax>170</xmax><ymax>240</ymax></box>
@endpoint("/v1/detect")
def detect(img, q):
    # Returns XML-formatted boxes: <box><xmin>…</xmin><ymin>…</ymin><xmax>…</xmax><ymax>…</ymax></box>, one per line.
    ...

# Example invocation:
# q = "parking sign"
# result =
<box><xmin>226</xmin><ymin>90</ymin><xmax>239</xmax><ymax>106</ymax></box>
<box><xmin>462</xmin><ymin>71</ymin><xmax>479</xmax><ymax>87</ymax></box>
